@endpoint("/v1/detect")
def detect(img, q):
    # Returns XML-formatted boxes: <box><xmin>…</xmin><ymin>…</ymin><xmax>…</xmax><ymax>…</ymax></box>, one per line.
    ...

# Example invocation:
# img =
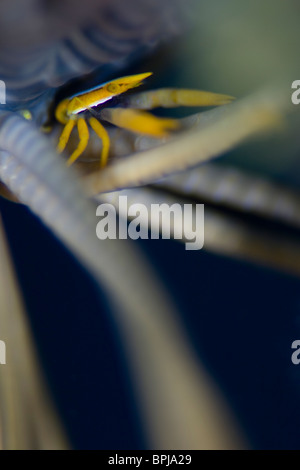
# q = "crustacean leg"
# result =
<box><xmin>66</xmin><ymin>117</ymin><xmax>89</xmax><ymax>167</ymax></box>
<box><xmin>88</xmin><ymin>117</ymin><xmax>110</xmax><ymax>168</ymax></box>
<box><xmin>123</xmin><ymin>88</ymin><xmax>235</xmax><ymax>110</ymax></box>
<box><xmin>98</xmin><ymin>88</ymin><xmax>234</xmax><ymax>139</ymax></box>
<box><xmin>99</xmin><ymin>108</ymin><xmax>179</xmax><ymax>138</ymax></box>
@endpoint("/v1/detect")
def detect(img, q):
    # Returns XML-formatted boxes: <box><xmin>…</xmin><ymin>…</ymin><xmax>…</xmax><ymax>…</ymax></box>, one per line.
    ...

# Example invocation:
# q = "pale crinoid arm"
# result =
<box><xmin>0</xmin><ymin>216</ymin><xmax>68</xmax><ymax>449</ymax></box>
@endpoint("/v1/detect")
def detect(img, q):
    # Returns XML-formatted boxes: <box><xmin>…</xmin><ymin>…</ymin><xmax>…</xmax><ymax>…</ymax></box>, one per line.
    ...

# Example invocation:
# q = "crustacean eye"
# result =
<box><xmin>106</xmin><ymin>83</ymin><xmax>121</xmax><ymax>94</ymax></box>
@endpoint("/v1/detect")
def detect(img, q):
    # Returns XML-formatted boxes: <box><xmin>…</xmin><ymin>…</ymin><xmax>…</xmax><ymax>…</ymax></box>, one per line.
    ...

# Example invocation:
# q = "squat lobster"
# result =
<box><xmin>55</xmin><ymin>72</ymin><xmax>234</xmax><ymax>168</ymax></box>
